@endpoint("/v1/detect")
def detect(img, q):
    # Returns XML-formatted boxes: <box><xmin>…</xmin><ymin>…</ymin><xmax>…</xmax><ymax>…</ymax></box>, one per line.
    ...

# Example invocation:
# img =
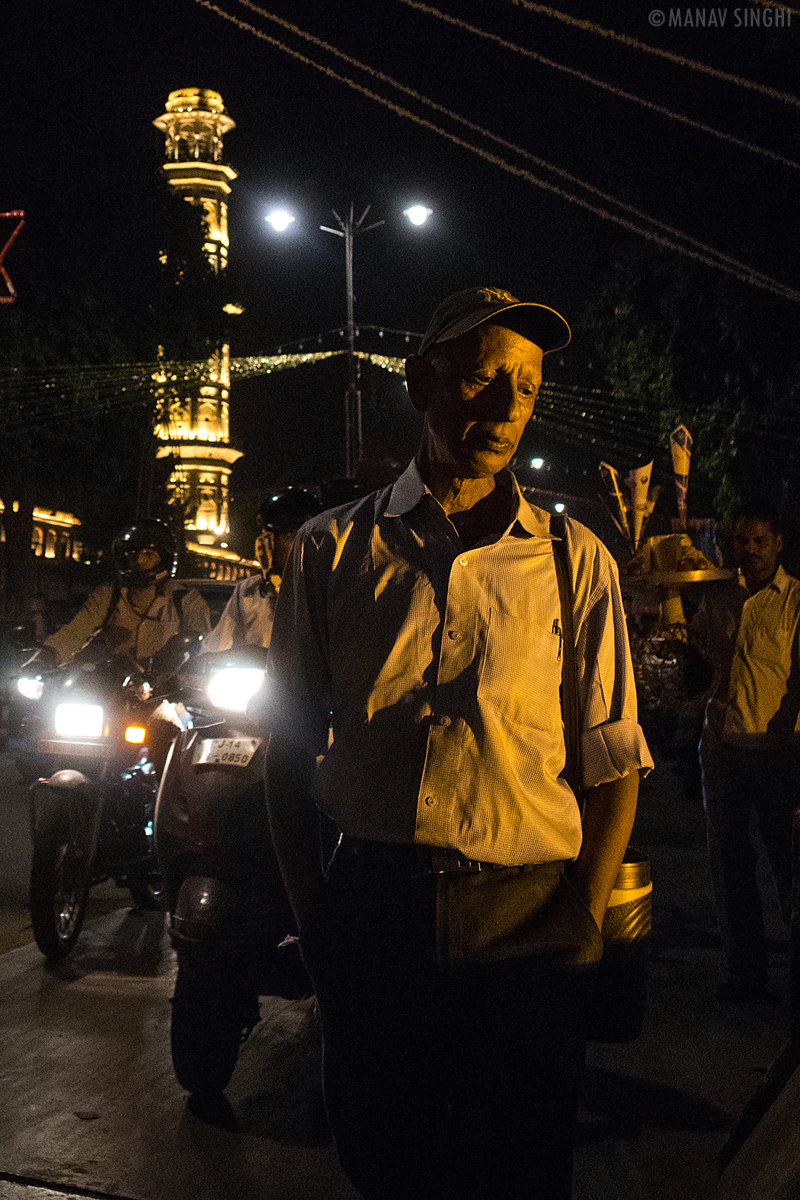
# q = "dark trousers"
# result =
<box><xmin>304</xmin><ymin>839</ymin><xmax>589</xmax><ymax>1200</ymax></box>
<box><xmin>699</xmin><ymin>722</ymin><xmax>799</xmax><ymax>986</ymax></box>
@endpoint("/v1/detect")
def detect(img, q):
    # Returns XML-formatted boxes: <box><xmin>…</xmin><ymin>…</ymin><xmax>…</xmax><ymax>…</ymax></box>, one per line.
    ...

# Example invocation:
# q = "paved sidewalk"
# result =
<box><xmin>0</xmin><ymin>753</ymin><xmax>792</xmax><ymax>1200</ymax></box>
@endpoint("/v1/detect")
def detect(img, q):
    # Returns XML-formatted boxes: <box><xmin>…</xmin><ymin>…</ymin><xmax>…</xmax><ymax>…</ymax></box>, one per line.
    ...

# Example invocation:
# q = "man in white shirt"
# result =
<box><xmin>201</xmin><ymin>488</ymin><xmax>321</xmax><ymax>654</ymax></box>
<box><xmin>265</xmin><ymin>287</ymin><xmax>652</xmax><ymax>1200</ymax></box>
<box><xmin>692</xmin><ymin>510</ymin><xmax>800</xmax><ymax>1001</ymax></box>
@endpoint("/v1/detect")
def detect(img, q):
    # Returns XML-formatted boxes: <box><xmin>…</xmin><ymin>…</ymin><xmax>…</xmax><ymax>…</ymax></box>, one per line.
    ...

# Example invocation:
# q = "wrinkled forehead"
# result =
<box><xmin>428</xmin><ymin>322</ymin><xmax>544</xmax><ymax>370</ymax></box>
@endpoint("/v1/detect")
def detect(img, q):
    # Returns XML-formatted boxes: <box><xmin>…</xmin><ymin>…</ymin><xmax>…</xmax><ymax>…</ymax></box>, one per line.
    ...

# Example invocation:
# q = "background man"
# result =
<box><xmin>265</xmin><ymin>287</ymin><xmax>652</xmax><ymax>1200</ymax></box>
<box><xmin>692</xmin><ymin>508</ymin><xmax>800</xmax><ymax>1001</ymax></box>
<box><xmin>200</xmin><ymin>487</ymin><xmax>321</xmax><ymax>654</ymax></box>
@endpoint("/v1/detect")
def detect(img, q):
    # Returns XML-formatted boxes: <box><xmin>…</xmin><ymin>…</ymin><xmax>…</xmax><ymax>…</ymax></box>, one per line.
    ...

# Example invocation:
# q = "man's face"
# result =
<box><xmin>733</xmin><ymin>518</ymin><xmax>782</xmax><ymax>588</ymax></box>
<box><xmin>135</xmin><ymin>547</ymin><xmax>162</xmax><ymax>573</ymax></box>
<box><xmin>122</xmin><ymin>546</ymin><xmax>162</xmax><ymax>583</ymax></box>
<box><xmin>410</xmin><ymin>324</ymin><xmax>543</xmax><ymax>478</ymax></box>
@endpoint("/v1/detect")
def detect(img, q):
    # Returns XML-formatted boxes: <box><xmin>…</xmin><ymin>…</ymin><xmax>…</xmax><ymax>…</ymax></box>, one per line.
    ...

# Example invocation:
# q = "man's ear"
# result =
<box><xmin>405</xmin><ymin>354</ymin><xmax>437</xmax><ymax>414</ymax></box>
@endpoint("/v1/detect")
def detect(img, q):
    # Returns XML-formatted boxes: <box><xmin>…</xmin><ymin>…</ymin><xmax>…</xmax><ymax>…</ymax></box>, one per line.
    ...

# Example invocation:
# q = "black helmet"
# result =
<box><xmin>258</xmin><ymin>488</ymin><xmax>322</xmax><ymax>534</ymax></box>
<box><xmin>111</xmin><ymin>519</ymin><xmax>177</xmax><ymax>586</ymax></box>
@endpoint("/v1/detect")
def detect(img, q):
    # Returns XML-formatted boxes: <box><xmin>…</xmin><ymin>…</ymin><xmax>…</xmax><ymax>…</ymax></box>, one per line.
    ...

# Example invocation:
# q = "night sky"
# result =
<box><xmin>5</xmin><ymin>0</ymin><xmax>799</xmax><ymax>507</ymax></box>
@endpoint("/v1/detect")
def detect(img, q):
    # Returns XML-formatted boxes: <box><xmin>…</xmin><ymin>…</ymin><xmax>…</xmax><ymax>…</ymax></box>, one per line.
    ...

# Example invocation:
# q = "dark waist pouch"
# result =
<box><xmin>435</xmin><ymin>861</ymin><xmax>604</xmax><ymax>968</ymax></box>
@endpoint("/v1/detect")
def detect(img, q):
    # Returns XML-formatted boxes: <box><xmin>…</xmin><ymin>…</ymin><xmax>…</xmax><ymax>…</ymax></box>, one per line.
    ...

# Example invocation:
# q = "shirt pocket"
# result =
<box><xmin>477</xmin><ymin>608</ymin><xmax>562</xmax><ymax>731</ymax></box>
<box><xmin>740</xmin><ymin>623</ymin><xmax>791</xmax><ymax>674</ymax></box>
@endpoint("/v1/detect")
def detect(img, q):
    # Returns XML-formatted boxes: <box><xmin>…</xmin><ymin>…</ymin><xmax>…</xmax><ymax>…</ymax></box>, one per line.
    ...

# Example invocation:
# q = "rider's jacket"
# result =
<box><xmin>44</xmin><ymin>579</ymin><xmax>211</xmax><ymax>666</ymax></box>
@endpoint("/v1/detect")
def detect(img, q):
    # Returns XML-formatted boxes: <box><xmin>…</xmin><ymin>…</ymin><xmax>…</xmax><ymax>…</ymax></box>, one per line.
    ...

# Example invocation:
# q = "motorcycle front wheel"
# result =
<box><xmin>170</xmin><ymin>954</ymin><xmax>261</xmax><ymax>1096</ymax></box>
<box><xmin>29</xmin><ymin>791</ymin><xmax>95</xmax><ymax>959</ymax></box>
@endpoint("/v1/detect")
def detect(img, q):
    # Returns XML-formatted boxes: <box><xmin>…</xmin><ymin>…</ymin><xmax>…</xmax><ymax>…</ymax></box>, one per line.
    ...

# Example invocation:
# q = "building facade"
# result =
<box><xmin>152</xmin><ymin>88</ymin><xmax>244</xmax><ymax>564</ymax></box>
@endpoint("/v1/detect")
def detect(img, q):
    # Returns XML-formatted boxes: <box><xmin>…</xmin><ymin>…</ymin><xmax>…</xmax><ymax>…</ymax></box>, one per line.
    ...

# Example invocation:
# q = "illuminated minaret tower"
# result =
<box><xmin>152</xmin><ymin>88</ymin><xmax>242</xmax><ymax>549</ymax></box>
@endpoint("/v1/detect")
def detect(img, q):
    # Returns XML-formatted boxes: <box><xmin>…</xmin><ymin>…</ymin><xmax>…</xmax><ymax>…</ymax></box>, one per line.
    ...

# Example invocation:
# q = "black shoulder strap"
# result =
<box><xmin>97</xmin><ymin>580</ymin><xmax>123</xmax><ymax>636</ymax></box>
<box><xmin>168</xmin><ymin>584</ymin><xmax>188</xmax><ymax>631</ymax></box>
<box><xmin>551</xmin><ymin>512</ymin><xmax>581</xmax><ymax>794</ymax></box>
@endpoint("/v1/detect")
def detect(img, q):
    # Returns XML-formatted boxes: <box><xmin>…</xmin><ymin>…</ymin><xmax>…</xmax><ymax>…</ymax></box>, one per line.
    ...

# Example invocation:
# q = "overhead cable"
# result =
<box><xmin>231</xmin><ymin>0</ymin><xmax>799</xmax><ymax>289</ymax></box>
<box><xmin>505</xmin><ymin>0</ymin><xmax>800</xmax><ymax>106</ymax></box>
<box><xmin>396</xmin><ymin>0</ymin><xmax>800</xmax><ymax>171</ymax></box>
<box><xmin>193</xmin><ymin>0</ymin><xmax>800</xmax><ymax>303</ymax></box>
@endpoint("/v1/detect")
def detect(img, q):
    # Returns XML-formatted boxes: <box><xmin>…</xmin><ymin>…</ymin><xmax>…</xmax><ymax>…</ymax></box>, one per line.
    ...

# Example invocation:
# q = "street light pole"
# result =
<box><xmin>269</xmin><ymin>199</ymin><xmax>431</xmax><ymax>477</ymax></box>
<box><xmin>321</xmin><ymin>202</ymin><xmax>384</xmax><ymax>478</ymax></box>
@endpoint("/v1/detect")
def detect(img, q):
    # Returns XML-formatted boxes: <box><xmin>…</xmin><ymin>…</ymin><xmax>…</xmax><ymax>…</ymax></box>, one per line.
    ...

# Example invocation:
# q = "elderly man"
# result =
<box><xmin>265</xmin><ymin>287</ymin><xmax>652</xmax><ymax>1200</ymax></box>
<box><xmin>692</xmin><ymin>509</ymin><xmax>800</xmax><ymax>1001</ymax></box>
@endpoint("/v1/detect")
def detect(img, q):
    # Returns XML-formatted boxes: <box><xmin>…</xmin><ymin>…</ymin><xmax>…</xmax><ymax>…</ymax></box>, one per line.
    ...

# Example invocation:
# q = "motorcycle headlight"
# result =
<box><xmin>54</xmin><ymin>703</ymin><xmax>104</xmax><ymax>738</ymax></box>
<box><xmin>17</xmin><ymin>676</ymin><xmax>44</xmax><ymax>701</ymax></box>
<box><xmin>207</xmin><ymin>667</ymin><xmax>266</xmax><ymax>713</ymax></box>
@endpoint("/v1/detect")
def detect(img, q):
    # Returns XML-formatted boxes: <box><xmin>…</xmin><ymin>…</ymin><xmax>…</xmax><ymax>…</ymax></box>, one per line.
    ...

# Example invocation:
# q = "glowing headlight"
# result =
<box><xmin>17</xmin><ymin>676</ymin><xmax>44</xmax><ymax>701</ymax></box>
<box><xmin>55</xmin><ymin>703</ymin><xmax>104</xmax><ymax>738</ymax></box>
<box><xmin>207</xmin><ymin>667</ymin><xmax>265</xmax><ymax>713</ymax></box>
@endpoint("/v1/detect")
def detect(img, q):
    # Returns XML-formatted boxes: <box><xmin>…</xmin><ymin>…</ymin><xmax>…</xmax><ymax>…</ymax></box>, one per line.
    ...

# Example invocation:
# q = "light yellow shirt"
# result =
<box><xmin>268</xmin><ymin>462</ymin><xmax>652</xmax><ymax>866</ymax></box>
<box><xmin>692</xmin><ymin>565</ymin><xmax>800</xmax><ymax>744</ymax></box>
<box><xmin>45</xmin><ymin>579</ymin><xmax>211</xmax><ymax>665</ymax></box>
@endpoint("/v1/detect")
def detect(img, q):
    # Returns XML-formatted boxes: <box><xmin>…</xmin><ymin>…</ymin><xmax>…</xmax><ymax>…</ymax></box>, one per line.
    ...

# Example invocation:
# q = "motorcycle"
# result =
<box><xmin>15</xmin><ymin>641</ymin><xmax>185</xmax><ymax>959</ymax></box>
<box><xmin>154</xmin><ymin>648</ymin><xmax>311</xmax><ymax>1100</ymax></box>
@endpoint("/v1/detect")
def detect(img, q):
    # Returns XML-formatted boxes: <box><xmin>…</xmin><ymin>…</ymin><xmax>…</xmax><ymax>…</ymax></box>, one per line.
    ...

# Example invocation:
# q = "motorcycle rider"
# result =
<box><xmin>35</xmin><ymin>519</ymin><xmax>211</xmax><ymax>668</ymax></box>
<box><xmin>26</xmin><ymin>520</ymin><xmax>211</xmax><ymax>776</ymax></box>
<box><xmin>200</xmin><ymin>488</ymin><xmax>322</xmax><ymax>654</ymax></box>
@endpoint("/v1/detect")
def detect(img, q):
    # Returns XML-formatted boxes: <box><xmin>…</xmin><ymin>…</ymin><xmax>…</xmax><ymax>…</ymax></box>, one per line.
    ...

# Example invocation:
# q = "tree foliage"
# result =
<box><xmin>0</xmin><ymin>189</ymin><xmax>228</xmax><ymax>615</ymax></box>
<box><xmin>580</xmin><ymin>247</ymin><xmax>800</xmax><ymax>525</ymax></box>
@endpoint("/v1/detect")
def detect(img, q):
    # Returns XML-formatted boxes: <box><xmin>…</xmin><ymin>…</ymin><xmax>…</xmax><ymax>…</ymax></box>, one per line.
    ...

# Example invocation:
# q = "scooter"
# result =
<box><xmin>154</xmin><ymin>648</ymin><xmax>310</xmax><ymax>1100</ymax></box>
<box><xmin>15</xmin><ymin>643</ymin><xmax>175</xmax><ymax>959</ymax></box>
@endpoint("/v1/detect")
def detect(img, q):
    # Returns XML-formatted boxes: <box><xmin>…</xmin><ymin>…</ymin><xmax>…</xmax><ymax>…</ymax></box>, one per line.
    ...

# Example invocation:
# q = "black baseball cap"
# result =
<box><xmin>418</xmin><ymin>286</ymin><xmax>571</xmax><ymax>357</ymax></box>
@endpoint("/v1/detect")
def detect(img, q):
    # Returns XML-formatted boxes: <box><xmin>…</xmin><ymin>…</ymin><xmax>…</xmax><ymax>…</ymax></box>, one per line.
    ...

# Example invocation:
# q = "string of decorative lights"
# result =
<box><xmin>504</xmin><ymin>0</ymin><xmax>800</xmax><ymax>103</ymax></box>
<box><xmin>530</xmin><ymin>414</ymin><xmax>652</xmax><ymax>461</ymax></box>
<box><xmin>230</xmin><ymin>349</ymin><xmax>344</xmax><ymax>376</ymax></box>
<box><xmin>3</xmin><ymin>355</ymin><xmax>799</xmax><ymax>457</ymax></box>
<box><xmin>531</xmin><ymin>409</ymin><xmax>659</xmax><ymax>460</ymax></box>
<box><xmin>535</xmin><ymin>404</ymin><xmax>663</xmax><ymax>449</ymax></box>
<box><xmin>193</xmin><ymin>0</ymin><xmax>800</xmax><ymax>303</ymax></box>
<box><xmin>747</xmin><ymin>0</ymin><xmax>800</xmax><ymax>11</ymax></box>
<box><xmin>238</xmin><ymin>324</ymin><xmax>421</xmax><ymax>356</ymax></box>
<box><xmin>544</xmin><ymin>387</ymin><xmax>668</xmax><ymax>420</ymax></box>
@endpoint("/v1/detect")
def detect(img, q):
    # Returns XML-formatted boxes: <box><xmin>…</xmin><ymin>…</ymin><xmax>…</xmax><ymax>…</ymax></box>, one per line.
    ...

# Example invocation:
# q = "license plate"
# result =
<box><xmin>192</xmin><ymin>737</ymin><xmax>262</xmax><ymax>767</ymax></box>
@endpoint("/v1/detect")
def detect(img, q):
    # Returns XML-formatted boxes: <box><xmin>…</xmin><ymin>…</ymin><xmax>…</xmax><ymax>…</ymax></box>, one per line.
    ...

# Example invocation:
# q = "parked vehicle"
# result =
<box><xmin>155</xmin><ymin>648</ymin><xmax>310</xmax><ymax>1100</ymax></box>
<box><xmin>16</xmin><ymin>640</ymin><xmax>188</xmax><ymax>959</ymax></box>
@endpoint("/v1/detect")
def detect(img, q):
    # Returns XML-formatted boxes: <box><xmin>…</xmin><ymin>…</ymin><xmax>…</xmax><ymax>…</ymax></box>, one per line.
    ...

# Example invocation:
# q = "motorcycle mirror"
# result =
<box><xmin>4</xmin><ymin>622</ymin><xmax>39</xmax><ymax>650</ymax></box>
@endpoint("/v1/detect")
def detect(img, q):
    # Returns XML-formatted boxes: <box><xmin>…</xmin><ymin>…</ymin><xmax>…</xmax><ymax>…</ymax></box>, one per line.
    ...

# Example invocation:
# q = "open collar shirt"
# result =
<box><xmin>691</xmin><ymin>565</ymin><xmax>800</xmax><ymax>745</ymax></box>
<box><xmin>268</xmin><ymin>461</ymin><xmax>651</xmax><ymax>866</ymax></box>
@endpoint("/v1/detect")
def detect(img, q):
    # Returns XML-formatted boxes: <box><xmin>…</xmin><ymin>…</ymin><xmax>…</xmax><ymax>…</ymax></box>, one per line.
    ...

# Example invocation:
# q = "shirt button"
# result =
<box><xmin>424</xmin><ymin>795</ymin><xmax>437</xmax><ymax>807</ymax></box>
<box><xmin>447</xmin><ymin>630</ymin><xmax>462</xmax><ymax>641</ymax></box>
<box><xmin>434</xmin><ymin>715</ymin><xmax>451</xmax><ymax>727</ymax></box>
<box><xmin>459</xmin><ymin>555</ymin><xmax>469</xmax><ymax>567</ymax></box>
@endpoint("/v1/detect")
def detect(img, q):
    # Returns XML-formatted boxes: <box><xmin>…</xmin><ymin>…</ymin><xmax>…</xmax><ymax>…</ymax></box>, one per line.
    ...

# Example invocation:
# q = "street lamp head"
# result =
<box><xmin>404</xmin><ymin>205</ymin><xmax>432</xmax><ymax>226</ymax></box>
<box><xmin>265</xmin><ymin>208</ymin><xmax>295</xmax><ymax>233</ymax></box>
